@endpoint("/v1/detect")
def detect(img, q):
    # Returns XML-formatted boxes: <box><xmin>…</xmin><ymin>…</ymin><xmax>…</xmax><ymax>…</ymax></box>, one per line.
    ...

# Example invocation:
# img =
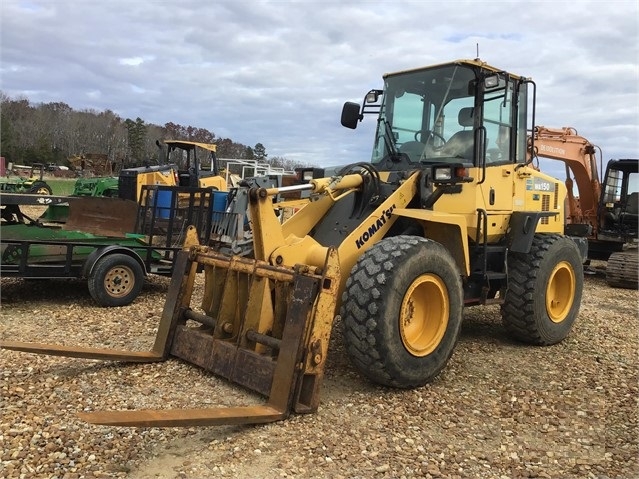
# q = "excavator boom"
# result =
<box><xmin>529</xmin><ymin>126</ymin><xmax>602</xmax><ymax>232</ymax></box>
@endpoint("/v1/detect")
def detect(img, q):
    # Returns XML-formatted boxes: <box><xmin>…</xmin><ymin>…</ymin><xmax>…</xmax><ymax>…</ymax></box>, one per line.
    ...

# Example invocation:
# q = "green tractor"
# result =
<box><xmin>71</xmin><ymin>176</ymin><xmax>119</xmax><ymax>197</ymax></box>
<box><xmin>1</xmin><ymin>163</ymin><xmax>53</xmax><ymax>195</ymax></box>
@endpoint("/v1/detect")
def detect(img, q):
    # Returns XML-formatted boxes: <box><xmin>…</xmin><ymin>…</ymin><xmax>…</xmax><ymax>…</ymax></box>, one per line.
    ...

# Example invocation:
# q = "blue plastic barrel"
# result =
<box><xmin>155</xmin><ymin>190</ymin><xmax>173</xmax><ymax>219</ymax></box>
<box><xmin>212</xmin><ymin>191</ymin><xmax>228</xmax><ymax>212</ymax></box>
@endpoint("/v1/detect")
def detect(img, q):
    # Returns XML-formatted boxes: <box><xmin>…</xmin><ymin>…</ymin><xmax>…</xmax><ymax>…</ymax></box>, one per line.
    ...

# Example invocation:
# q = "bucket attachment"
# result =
<box><xmin>0</xmin><ymin>244</ymin><xmax>341</xmax><ymax>427</ymax></box>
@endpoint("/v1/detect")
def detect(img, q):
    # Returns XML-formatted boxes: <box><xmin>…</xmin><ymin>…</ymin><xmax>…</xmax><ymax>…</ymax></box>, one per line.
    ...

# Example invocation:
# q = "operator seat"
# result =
<box><xmin>442</xmin><ymin>107</ymin><xmax>475</xmax><ymax>159</ymax></box>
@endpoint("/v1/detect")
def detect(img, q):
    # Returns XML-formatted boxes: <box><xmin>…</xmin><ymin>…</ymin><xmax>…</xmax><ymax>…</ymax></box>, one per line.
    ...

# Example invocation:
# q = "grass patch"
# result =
<box><xmin>46</xmin><ymin>178</ymin><xmax>76</xmax><ymax>196</ymax></box>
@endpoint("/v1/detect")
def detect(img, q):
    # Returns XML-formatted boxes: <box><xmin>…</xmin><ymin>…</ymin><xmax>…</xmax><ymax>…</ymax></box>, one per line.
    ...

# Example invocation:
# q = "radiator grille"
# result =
<box><xmin>541</xmin><ymin>194</ymin><xmax>550</xmax><ymax>224</ymax></box>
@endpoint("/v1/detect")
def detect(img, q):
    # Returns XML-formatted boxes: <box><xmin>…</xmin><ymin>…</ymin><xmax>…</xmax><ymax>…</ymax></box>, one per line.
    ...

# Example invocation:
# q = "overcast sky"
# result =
<box><xmin>1</xmin><ymin>0</ymin><xmax>638</xmax><ymax>177</ymax></box>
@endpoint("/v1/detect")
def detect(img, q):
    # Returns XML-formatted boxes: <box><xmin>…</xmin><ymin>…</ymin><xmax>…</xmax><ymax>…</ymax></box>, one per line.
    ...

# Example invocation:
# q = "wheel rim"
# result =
<box><xmin>35</xmin><ymin>187</ymin><xmax>50</xmax><ymax>195</ymax></box>
<box><xmin>546</xmin><ymin>260</ymin><xmax>576</xmax><ymax>323</ymax></box>
<box><xmin>103</xmin><ymin>265</ymin><xmax>135</xmax><ymax>298</ymax></box>
<box><xmin>399</xmin><ymin>273</ymin><xmax>449</xmax><ymax>356</ymax></box>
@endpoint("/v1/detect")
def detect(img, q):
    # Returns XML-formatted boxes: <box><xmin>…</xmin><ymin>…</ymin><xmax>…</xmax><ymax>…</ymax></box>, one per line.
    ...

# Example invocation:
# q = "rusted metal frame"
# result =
<box><xmin>265</xmin><ymin>273</ymin><xmax>319</xmax><ymax>412</ymax></box>
<box><xmin>292</xmin><ymin>246</ymin><xmax>341</xmax><ymax>413</ymax></box>
<box><xmin>214</xmin><ymin>257</ymin><xmax>248</xmax><ymax>341</ymax></box>
<box><xmin>193</xmin><ymin>248</ymin><xmax>297</xmax><ymax>282</ymax></box>
<box><xmin>75</xmin><ymin>258</ymin><xmax>325</xmax><ymax>427</ymax></box>
<box><xmin>170</xmin><ymin>251</ymin><xmax>308</xmax><ymax>397</ymax></box>
<box><xmin>1</xmin><ymin>244</ymin><xmax>338</xmax><ymax>428</ymax></box>
<box><xmin>151</xmin><ymin>250</ymin><xmax>199</xmax><ymax>356</ymax></box>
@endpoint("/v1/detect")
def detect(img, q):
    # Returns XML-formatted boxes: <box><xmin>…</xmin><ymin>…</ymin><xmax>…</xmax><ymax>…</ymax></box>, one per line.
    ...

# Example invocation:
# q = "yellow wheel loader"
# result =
<box><xmin>1</xmin><ymin>59</ymin><xmax>587</xmax><ymax>427</ymax></box>
<box><xmin>119</xmin><ymin>140</ymin><xmax>228</xmax><ymax>203</ymax></box>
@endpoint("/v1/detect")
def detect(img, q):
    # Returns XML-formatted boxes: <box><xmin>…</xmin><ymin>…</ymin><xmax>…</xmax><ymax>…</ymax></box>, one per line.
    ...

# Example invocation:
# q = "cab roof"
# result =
<box><xmin>164</xmin><ymin>140</ymin><xmax>217</xmax><ymax>152</ymax></box>
<box><xmin>383</xmin><ymin>58</ymin><xmax>527</xmax><ymax>82</ymax></box>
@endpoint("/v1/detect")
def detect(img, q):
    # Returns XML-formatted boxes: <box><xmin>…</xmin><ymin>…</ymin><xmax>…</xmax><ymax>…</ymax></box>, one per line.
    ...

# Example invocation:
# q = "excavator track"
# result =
<box><xmin>606</xmin><ymin>250</ymin><xmax>639</xmax><ymax>289</ymax></box>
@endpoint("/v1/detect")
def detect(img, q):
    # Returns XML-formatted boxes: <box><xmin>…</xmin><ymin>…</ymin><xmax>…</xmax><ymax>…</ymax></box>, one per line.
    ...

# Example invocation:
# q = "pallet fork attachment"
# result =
<box><xmin>1</xmin><ymin>245</ymin><xmax>341</xmax><ymax>427</ymax></box>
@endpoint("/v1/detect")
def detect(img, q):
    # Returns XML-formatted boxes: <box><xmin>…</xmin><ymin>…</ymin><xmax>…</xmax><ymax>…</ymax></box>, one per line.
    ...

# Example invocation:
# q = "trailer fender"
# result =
<box><xmin>82</xmin><ymin>245</ymin><xmax>148</xmax><ymax>279</ymax></box>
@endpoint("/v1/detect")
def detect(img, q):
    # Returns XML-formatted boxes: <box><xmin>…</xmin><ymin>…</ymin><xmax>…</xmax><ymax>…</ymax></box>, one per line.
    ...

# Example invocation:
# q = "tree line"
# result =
<box><xmin>0</xmin><ymin>92</ymin><xmax>303</xmax><ymax>171</ymax></box>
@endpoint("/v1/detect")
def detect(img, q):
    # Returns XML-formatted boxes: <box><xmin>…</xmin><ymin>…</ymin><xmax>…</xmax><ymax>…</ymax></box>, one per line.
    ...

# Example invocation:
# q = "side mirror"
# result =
<box><xmin>341</xmin><ymin>102</ymin><xmax>362</xmax><ymax>129</ymax></box>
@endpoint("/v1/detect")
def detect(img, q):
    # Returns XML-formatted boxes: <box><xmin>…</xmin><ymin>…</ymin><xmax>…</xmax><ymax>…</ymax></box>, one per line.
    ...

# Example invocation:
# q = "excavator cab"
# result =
<box><xmin>599</xmin><ymin>158</ymin><xmax>639</xmax><ymax>241</ymax></box>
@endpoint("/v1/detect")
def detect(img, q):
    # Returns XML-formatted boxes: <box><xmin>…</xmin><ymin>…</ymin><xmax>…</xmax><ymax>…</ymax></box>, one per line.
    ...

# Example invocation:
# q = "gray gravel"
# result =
<box><xmin>1</xmin><ymin>266</ymin><xmax>637</xmax><ymax>479</ymax></box>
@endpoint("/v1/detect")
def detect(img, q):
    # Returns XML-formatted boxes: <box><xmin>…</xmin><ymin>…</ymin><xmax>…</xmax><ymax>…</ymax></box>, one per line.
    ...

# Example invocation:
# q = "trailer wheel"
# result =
<box><xmin>501</xmin><ymin>234</ymin><xmax>583</xmax><ymax>345</ymax></box>
<box><xmin>340</xmin><ymin>235</ymin><xmax>463</xmax><ymax>388</ymax></box>
<box><xmin>28</xmin><ymin>182</ymin><xmax>52</xmax><ymax>195</ymax></box>
<box><xmin>88</xmin><ymin>253</ymin><xmax>144</xmax><ymax>307</ymax></box>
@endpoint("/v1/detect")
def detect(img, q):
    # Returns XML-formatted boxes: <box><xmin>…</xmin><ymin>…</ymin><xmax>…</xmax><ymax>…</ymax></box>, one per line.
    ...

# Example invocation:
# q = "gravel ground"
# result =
<box><xmin>1</xmin><ymin>264</ymin><xmax>637</xmax><ymax>479</ymax></box>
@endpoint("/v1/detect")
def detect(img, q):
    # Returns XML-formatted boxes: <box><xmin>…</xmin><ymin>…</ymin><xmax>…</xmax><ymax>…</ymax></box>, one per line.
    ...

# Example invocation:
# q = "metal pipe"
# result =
<box><xmin>183</xmin><ymin>309</ymin><xmax>216</xmax><ymax>328</ymax></box>
<box><xmin>246</xmin><ymin>329</ymin><xmax>281</xmax><ymax>351</ymax></box>
<box><xmin>265</xmin><ymin>183</ymin><xmax>314</xmax><ymax>195</ymax></box>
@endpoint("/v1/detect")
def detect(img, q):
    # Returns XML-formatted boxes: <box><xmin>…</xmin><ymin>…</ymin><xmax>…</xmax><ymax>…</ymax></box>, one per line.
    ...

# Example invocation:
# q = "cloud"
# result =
<box><xmin>1</xmin><ymin>0</ymin><xmax>637</xmax><ymax>169</ymax></box>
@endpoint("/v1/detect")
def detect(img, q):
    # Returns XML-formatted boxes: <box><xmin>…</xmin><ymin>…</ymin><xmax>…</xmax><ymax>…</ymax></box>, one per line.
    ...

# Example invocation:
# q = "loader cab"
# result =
<box><xmin>342</xmin><ymin>60</ymin><xmax>530</xmax><ymax>172</ymax></box>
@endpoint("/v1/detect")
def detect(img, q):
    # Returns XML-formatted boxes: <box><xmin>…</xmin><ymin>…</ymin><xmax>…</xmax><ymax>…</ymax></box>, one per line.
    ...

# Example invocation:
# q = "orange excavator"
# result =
<box><xmin>528</xmin><ymin>126</ymin><xmax>638</xmax><ymax>288</ymax></box>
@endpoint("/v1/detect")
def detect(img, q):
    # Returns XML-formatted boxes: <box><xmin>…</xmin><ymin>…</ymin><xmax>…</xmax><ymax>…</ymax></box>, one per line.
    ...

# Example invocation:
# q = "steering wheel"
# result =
<box><xmin>414</xmin><ymin>129</ymin><xmax>446</xmax><ymax>149</ymax></box>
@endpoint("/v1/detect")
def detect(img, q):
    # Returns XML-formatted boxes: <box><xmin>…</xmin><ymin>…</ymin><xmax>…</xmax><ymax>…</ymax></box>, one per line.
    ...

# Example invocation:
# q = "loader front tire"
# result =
<box><xmin>340</xmin><ymin>236</ymin><xmax>463</xmax><ymax>388</ymax></box>
<box><xmin>88</xmin><ymin>254</ymin><xmax>144</xmax><ymax>307</ymax></box>
<box><xmin>501</xmin><ymin>234</ymin><xmax>583</xmax><ymax>345</ymax></box>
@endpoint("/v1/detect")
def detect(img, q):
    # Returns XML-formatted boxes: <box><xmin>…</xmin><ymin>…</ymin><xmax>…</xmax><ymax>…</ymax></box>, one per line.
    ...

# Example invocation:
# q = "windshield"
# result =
<box><xmin>371</xmin><ymin>64</ymin><xmax>478</xmax><ymax>165</ymax></box>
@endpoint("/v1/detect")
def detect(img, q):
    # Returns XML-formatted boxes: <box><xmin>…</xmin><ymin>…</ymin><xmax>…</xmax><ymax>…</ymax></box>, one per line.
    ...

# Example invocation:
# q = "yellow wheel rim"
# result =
<box><xmin>546</xmin><ymin>260</ymin><xmax>576</xmax><ymax>323</ymax></box>
<box><xmin>399</xmin><ymin>274</ymin><xmax>448</xmax><ymax>357</ymax></box>
<box><xmin>34</xmin><ymin>187</ymin><xmax>50</xmax><ymax>195</ymax></box>
<box><xmin>104</xmin><ymin>265</ymin><xmax>135</xmax><ymax>298</ymax></box>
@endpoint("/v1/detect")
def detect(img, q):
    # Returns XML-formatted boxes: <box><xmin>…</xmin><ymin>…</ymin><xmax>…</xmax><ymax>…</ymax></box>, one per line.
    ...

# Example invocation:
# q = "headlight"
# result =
<box><xmin>431</xmin><ymin>163</ymin><xmax>473</xmax><ymax>185</ymax></box>
<box><xmin>434</xmin><ymin>167</ymin><xmax>452</xmax><ymax>181</ymax></box>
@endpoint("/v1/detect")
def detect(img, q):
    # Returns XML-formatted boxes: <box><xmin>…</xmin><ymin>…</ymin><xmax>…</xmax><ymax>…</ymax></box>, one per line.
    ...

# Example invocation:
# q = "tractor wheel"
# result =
<box><xmin>28</xmin><ymin>182</ymin><xmax>53</xmax><ymax>195</ymax></box>
<box><xmin>340</xmin><ymin>235</ymin><xmax>463</xmax><ymax>388</ymax></box>
<box><xmin>87</xmin><ymin>254</ymin><xmax>144</xmax><ymax>307</ymax></box>
<box><xmin>501</xmin><ymin>234</ymin><xmax>583</xmax><ymax>345</ymax></box>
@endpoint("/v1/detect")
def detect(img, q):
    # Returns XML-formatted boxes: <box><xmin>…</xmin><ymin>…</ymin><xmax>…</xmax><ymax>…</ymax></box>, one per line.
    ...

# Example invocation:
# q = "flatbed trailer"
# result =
<box><xmin>0</xmin><ymin>187</ymin><xmax>219</xmax><ymax>306</ymax></box>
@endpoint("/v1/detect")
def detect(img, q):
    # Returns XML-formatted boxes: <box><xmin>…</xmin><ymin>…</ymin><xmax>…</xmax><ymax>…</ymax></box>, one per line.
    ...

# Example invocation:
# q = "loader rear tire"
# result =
<box><xmin>501</xmin><ymin>234</ymin><xmax>583</xmax><ymax>345</ymax></box>
<box><xmin>88</xmin><ymin>254</ymin><xmax>144</xmax><ymax>307</ymax></box>
<box><xmin>340</xmin><ymin>236</ymin><xmax>463</xmax><ymax>388</ymax></box>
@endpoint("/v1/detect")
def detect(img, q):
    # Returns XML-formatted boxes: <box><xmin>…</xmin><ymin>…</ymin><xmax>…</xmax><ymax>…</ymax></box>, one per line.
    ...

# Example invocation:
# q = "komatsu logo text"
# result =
<box><xmin>355</xmin><ymin>205</ymin><xmax>396</xmax><ymax>249</ymax></box>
